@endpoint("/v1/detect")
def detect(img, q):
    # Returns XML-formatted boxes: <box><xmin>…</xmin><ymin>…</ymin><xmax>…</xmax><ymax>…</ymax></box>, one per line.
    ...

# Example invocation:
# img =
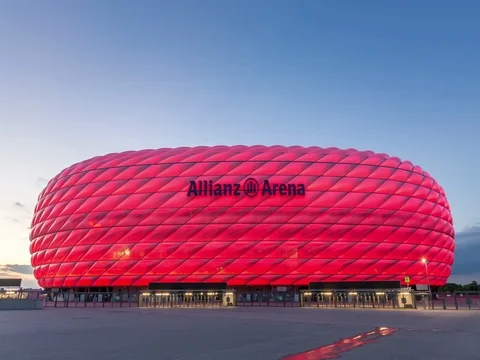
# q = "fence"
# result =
<box><xmin>43</xmin><ymin>291</ymin><xmax>140</xmax><ymax>308</ymax></box>
<box><xmin>0</xmin><ymin>289</ymin><xmax>44</xmax><ymax>310</ymax></box>
<box><xmin>8</xmin><ymin>289</ymin><xmax>480</xmax><ymax>311</ymax></box>
<box><xmin>300</xmin><ymin>291</ymin><xmax>480</xmax><ymax>310</ymax></box>
<box><xmin>301</xmin><ymin>291</ymin><xmax>402</xmax><ymax>309</ymax></box>
<box><xmin>0</xmin><ymin>289</ymin><xmax>42</xmax><ymax>300</ymax></box>
<box><xmin>428</xmin><ymin>292</ymin><xmax>480</xmax><ymax>310</ymax></box>
<box><xmin>236</xmin><ymin>291</ymin><xmax>301</xmax><ymax>307</ymax></box>
<box><xmin>138</xmin><ymin>291</ymin><xmax>229</xmax><ymax>308</ymax></box>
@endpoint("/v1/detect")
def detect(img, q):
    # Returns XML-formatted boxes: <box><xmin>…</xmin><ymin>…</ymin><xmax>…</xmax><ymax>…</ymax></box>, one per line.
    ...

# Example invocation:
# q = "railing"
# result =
<box><xmin>0</xmin><ymin>289</ymin><xmax>44</xmax><ymax>310</ymax></box>
<box><xmin>428</xmin><ymin>292</ymin><xmax>480</xmax><ymax>310</ymax></box>
<box><xmin>301</xmin><ymin>290</ymin><xmax>403</xmax><ymax>309</ymax></box>
<box><xmin>12</xmin><ymin>290</ymin><xmax>480</xmax><ymax>311</ymax></box>
<box><xmin>139</xmin><ymin>295</ymin><xmax>224</xmax><ymax>308</ymax></box>
<box><xmin>236</xmin><ymin>292</ymin><xmax>301</xmax><ymax>307</ymax></box>
<box><xmin>43</xmin><ymin>291</ymin><xmax>140</xmax><ymax>308</ymax></box>
<box><xmin>300</xmin><ymin>291</ymin><xmax>480</xmax><ymax>311</ymax></box>
<box><xmin>0</xmin><ymin>289</ymin><xmax>43</xmax><ymax>300</ymax></box>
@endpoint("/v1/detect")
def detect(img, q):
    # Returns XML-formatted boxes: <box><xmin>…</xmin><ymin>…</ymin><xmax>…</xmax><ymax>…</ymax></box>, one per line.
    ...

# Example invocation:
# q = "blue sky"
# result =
<box><xmin>0</xmin><ymin>0</ymin><xmax>479</xmax><ymax>285</ymax></box>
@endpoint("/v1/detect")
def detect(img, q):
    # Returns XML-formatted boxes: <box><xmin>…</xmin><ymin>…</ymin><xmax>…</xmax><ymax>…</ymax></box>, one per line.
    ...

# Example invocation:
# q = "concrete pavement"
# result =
<box><xmin>0</xmin><ymin>307</ymin><xmax>479</xmax><ymax>359</ymax></box>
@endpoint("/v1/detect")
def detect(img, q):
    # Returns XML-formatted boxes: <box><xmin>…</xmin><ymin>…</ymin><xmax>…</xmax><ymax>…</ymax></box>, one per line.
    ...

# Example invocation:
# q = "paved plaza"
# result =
<box><xmin>1</xmin><ymin>307</ymin><xmax>479</xmax><ymax>360</ymax></box>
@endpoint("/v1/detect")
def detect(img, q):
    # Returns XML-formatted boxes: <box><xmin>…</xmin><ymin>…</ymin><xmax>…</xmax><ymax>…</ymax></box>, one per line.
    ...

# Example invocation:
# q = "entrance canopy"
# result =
<box><xmin>309</xmin><ymin>281</ymin><xmax>401</xmax><ymax>290</ymax></box>
<box><xmin>148</xmin><ymin>282</ymin><xmax>228</xmax><ymax>291</ymax></box>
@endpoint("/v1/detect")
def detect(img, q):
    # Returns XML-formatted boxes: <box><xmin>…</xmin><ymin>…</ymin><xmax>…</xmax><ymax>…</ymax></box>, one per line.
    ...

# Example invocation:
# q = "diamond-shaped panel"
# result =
<box><xmin>30</xmin><ymin>145</ymin><xmax>455</xmax><ymax>288</ymax></box>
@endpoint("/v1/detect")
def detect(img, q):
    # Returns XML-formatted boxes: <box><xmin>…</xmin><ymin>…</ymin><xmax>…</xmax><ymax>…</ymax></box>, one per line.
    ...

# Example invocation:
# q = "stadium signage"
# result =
<box><xmin>187</xmin><ymin>178</ymin><xmax>306</xmax><ymax>197</ymax></box>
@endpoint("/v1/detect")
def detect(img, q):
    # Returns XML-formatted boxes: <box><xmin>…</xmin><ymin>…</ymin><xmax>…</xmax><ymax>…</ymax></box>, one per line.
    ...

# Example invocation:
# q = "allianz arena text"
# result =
<box><xmin>29</xmin><ymin>145</ymin><xmax>455</xmax><ymax>290</ymax></box>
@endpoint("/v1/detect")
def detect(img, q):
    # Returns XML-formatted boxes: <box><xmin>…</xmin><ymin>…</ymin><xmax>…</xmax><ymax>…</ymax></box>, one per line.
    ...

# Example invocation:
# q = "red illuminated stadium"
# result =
<box><xmin>29</xmin><ymin>145</ymin><xmax>455</xmax><ymax>290</ymax></box>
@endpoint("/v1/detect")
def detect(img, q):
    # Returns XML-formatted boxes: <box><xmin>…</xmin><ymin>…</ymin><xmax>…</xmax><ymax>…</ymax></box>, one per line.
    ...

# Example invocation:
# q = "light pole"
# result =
<box><xmin>421</xmin><ymin>257</ymin><xmax>432</xmax><ymax>308</ymax></box>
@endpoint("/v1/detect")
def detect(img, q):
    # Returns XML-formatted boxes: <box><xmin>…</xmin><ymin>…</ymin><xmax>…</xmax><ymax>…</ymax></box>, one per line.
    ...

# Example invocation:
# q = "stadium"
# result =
<box><xmin>29</xmin><ymin>145</ymin><xmax>455</xmax><ymax>304</ymax></box>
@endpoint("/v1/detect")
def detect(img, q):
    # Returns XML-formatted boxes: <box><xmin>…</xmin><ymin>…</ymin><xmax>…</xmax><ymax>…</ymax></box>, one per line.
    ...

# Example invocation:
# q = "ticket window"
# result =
<box><xmin>191</xmin><ymin>292</ymin><xmax>200</xmax><ymax>305</ymax></box>
<box><xmin>184</xmin><ymin>292</ymin><xmax>193</xmax><ymax>306</ymax></box>
<box><xmin>375</xmin><ymin>292</ymin><xmax>387</xmax><ymax>305</ymax></box>
<box><xmin>223</xmin><ymin>292</ymin><xmax>235</xmax><ymax>306</ymax></box>
<box><xmin>140</xmin><ymin>293</ymin><xmax>158</xmax><ymax>308</ymax></box>
<box><xmin>169</xmin><ymin>293</ymin><xmax>184</xmax><ymax>306</ymax></box>
<box><xmin>320</xmin><ymin>292</ymin><xmax>333</xmax><ymax>304</ymax></box>
<box><xmin>398</xmin><ymin>292</ymin><xmax>414</xmax><ymax>308</ymax></box>
<box><xmin>191</xmin><ymin>292</ymin><xmax>206</xmax><ymax>305</ymax></box>
<box><xmin>206</xmin><ymin>292</ymin><xmax>218</xmax><ymax>305</ymax></box>
<box><xmin>138</xmin><ymin>293</ymin><xmax>146</xmax><ymax>307</ymax></box>
<box><xmin>302</xmin><ymin>292</ymin><xmax>313</xmax><ymax>306</ymax></box>
<box><xmin>337</xmin><ymin>292</ymin><xmax>348</xmax><ymax>304</ymax></box>
<box><xmin>173</xmin><ymin>293</ymin><xmax>182</xmax><ymax>305</ymax></box>
<box><xmin>153</xmin><ymin>293</ymin><xmax>170</xmax><ymax>306</ymax></box>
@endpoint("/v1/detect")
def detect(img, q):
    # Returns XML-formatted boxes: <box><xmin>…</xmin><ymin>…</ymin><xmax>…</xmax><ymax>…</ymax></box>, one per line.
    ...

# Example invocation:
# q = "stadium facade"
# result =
<box><xmin>29</xmin><ymin>145</ymin><xmax>455</xmax><ymax>292</ymax></box>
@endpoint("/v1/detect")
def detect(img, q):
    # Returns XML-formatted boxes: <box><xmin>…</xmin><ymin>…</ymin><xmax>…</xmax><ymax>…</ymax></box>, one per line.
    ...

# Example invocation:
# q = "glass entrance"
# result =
<box><xmin>301</xmin><ymin>290</ymin><xmax>402</xmax><ymax>309</ymax></box>
<box><xmin>139</xmin><ymin>290</ymin><xmax>235</xmax><ymax>308</ymax></box>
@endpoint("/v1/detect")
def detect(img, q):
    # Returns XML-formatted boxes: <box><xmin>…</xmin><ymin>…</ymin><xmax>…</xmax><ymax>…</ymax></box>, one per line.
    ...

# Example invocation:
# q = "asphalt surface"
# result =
<box><xmin>1</xmin><ymin>307</ymin><xmax>479</xmax><ymax>360</ymax></box>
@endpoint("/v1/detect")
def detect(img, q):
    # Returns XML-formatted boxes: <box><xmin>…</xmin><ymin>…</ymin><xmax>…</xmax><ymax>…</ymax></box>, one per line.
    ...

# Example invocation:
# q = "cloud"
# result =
<box><xmin>448</xmin><ymin>273</ymin><xmax>480</xmax><ymax>285</ymax></box>
<box><xmin>36</xmin><ymin>177</ymin><xmax>48</xmax><ymax>188</ymax></box>
<box><xmin>13</xmin><ymin>201</ymin><xmax>26</xmax><ymax>209</ymax></box>
<box><xmin>12</xmin><ymin>201</ymin><xmax>31</xmax><ymax>214</ymax></box>
<box><xmin>3</xmin><ymin>215</ymin><xmax>21</xmax><ymax>223</ymax></box>
<box><xmin>456</xmin><ymin>224</ymin><xmax>480</xmax><ymax>243</ymax></box>
<box><xmin>0</xmin><ymin>264</ymin><xmax>38</xmax><ymax>288</ymax></box>
<box><xmin>4</xmin><ymin>202</ymin><xmax>32</xmax><ymax>224</ymax></box>
<box><xmin>450</xmin><ymin>225</ymin><xmax>480</xmax><ymax>282</ymax></box>
<box><xmin>0</xmin><ymin>264</ymin><xmax>34</xmax><ymax>276</ymax></box>
<box><xmin>452</xmin><ymin>240</ymin><xmax>480</xmax><ymax>275</ymax></box>
<box><xmin>9</xmin><ymin>202</ymin><xmax>32</xmax><ymax>222</ymax></box>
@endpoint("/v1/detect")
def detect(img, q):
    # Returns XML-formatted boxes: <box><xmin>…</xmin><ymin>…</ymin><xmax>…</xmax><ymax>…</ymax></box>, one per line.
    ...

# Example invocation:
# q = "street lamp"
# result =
<box><xmin>421</xmin><ymin>257</ymin><xmax>431</xmax><ymax>293</ymax></box>
<box><xmin>421</xmin><ymin>257</ymin><xmax>432</xmax><ymax>308</ymax></box>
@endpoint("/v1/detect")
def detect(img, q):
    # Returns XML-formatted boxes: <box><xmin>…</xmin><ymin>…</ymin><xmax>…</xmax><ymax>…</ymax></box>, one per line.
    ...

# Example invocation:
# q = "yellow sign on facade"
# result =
<box><xmin>404</xmin><ymin>276</ymin><xmax>410</xmax><ymax>283</ymax></box>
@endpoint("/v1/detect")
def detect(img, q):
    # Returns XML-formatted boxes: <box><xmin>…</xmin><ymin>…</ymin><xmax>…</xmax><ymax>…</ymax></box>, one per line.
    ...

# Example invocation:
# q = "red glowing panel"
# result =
<box><xmin>29</xmin><ymin>145</ymin><xmax>455</xmax><ymax>288</ymax></box>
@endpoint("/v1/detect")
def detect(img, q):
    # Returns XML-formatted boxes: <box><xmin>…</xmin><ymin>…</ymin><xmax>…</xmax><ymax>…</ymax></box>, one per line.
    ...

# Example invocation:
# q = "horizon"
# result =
<box><xmin>1</xmin><ymin>0</ymin><xmax>479</xmax><ymax>286</ymax></box>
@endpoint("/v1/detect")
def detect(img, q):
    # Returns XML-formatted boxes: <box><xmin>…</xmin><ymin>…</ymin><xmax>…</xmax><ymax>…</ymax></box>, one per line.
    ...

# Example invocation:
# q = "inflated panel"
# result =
<box><xmin>30</xmin><ymin>145</ymin><xmax>455</xmax><ymax>288</ymax></box>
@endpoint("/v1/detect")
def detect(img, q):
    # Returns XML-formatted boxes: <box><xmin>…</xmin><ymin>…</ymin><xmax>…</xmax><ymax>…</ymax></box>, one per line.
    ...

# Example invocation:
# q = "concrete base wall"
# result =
<box><xmin>0</xmin><ymin>299</ymin><xmax>44</xmax><ymax>310</ymax></box>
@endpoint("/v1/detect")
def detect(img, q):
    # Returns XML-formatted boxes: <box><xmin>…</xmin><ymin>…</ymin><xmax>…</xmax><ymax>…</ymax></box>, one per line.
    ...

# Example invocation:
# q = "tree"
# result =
<box><xmin>463</xmin><ymin>281</ymin><xmax>479</xmax><ymax>292</ymax></box>
<box><xmin>438</xmin><ymin>281</ymin><xmax>479</xmax><ymax>293</ymax></box>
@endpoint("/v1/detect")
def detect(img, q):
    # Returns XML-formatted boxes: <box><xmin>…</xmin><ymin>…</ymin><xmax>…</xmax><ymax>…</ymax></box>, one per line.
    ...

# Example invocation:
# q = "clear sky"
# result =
<box><xmin>1</xmin><ymin>0</ymin><xmax>479</xmax><ymax>286</ymax></box>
